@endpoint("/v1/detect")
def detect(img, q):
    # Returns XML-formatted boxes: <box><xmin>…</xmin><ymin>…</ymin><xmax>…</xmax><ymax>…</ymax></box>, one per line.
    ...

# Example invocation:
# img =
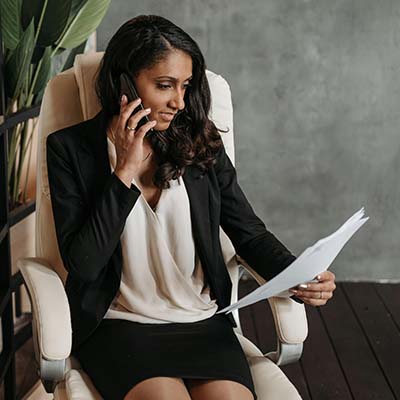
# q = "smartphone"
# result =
<box><xmin>119</xmin><ymin>73</ymin><xmax>155</xmax><ymax>136</ymax></box>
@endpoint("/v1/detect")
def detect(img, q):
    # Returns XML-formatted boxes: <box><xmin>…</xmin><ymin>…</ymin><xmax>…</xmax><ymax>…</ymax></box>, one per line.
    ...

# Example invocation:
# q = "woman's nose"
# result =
<box><xmin>168</xmin><ymin>89</ymin><xmax>185</xmax><ymax>111</ymax></box>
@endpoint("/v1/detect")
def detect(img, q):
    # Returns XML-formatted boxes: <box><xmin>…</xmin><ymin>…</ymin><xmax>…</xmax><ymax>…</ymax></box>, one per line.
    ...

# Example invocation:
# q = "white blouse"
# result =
<box><xmin>104</xmin><ymin>137</ymin><xmax>218</xmax><ymax>323</ymax></box>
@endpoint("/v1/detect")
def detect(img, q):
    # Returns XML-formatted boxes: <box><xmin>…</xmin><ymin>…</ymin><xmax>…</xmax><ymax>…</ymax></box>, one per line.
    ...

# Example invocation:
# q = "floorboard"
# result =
<box><xmin>319</xmin><ymin>284</ymin><xmax>395</xmax><ymax>399</ymax></box>
<box><xmin>374</xmin><ymin>283</ymin><xmax>400</xmax><ymax>331</ymax></box>
<box><xmin>239</xmin><ymin>280</ymin><xmax>400</xmax><ymax>400</ymax></box>
<box><xmin>301</xmin><ymin>304</ymin><xmax>352</xmax><ymax>399</ymax></box>
<box><xmin>342</xmin><ymin>282</ymin><xmax>400</xmax><ymax>399</ymax></box>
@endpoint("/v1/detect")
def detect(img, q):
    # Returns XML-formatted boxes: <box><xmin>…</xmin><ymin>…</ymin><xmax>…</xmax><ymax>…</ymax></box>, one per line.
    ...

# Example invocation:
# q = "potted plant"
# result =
<box><xmin>0</xmin><ymin>0</ymin><xmax>111</xmax><ymax>210</ymax></box>
<box><xmin>0</xmin><ymin>0</ymin><xmax>111</xmax><ymax>329</ymax></box>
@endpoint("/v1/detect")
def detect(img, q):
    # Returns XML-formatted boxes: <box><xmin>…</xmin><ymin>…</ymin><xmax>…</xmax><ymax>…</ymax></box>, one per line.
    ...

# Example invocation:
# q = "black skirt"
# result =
<box><xmin>73</xmin><ymin>313</ymin><xmax>257</xmax><ymax>400</ymax></box>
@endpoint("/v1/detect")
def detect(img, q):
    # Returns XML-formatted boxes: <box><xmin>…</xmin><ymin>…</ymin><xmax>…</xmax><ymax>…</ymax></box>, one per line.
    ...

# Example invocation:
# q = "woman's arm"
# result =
<box><xmin>46</xmin><ymin>131</ymin><xmax>141</xmax><ymax>283</ymax></box>
<box><xmin>214</xmin><ymin>143</ymin><xmax>337</xmax><ymax>306</ymax></box>
<box><xmin>215</xmin><ymin>143</ymin><xmax>296</xmax><ymax>282</ymax></box>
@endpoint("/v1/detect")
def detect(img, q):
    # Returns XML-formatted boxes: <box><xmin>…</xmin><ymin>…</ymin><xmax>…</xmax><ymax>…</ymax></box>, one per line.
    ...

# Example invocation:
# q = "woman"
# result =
<box><xmin>46</xmin><ymin>15</ymin><xmax>336</xmax><ymax>400</ymax></box>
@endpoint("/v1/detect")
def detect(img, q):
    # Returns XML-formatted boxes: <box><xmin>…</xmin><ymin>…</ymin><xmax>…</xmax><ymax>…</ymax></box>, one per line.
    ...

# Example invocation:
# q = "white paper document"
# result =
<box><xmin>217</xmin><ymin>207</ymin><xmax>369</xmax><ymax>315</ymax></box>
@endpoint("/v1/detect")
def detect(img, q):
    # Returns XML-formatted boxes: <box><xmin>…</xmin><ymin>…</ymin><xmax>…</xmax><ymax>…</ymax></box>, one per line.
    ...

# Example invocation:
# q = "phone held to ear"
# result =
<box><xmin>119</xmin><ymin>72</ymin><xmax>155</xmax><ymax>137</ymax></box>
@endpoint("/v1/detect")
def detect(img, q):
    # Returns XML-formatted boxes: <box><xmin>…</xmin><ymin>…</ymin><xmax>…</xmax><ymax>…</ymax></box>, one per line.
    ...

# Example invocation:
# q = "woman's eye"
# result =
<box><xmin>157</xmin><ymin>83</ymin><xmax>192</xmax><ymax>90</ymax></box>
<box><xmin>157</xmin><ymin>84</ymin><xmax>172</xmax><ymax>89</ymax></box>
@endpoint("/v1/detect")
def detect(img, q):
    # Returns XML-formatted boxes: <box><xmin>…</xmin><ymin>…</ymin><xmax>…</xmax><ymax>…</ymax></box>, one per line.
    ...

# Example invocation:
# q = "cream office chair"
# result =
<box><xmin>18</xmin><ymin>52</ymin><xmax>308</xmax><ymax>399</ymax></box>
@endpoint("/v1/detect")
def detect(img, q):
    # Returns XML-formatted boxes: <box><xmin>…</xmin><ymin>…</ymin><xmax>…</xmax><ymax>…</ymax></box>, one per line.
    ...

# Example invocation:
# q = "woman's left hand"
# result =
<box><xmin>289</xmin><ymin>271</ymin><xmax>336</xmax><ymax>306</ymax></box>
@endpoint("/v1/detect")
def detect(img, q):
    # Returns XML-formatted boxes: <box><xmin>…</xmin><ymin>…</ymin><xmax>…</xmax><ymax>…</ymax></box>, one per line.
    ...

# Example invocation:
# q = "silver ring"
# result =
<box><xmin>126</xmin><ymin>125</ymin><xmax>136</xmax><ymax>131</ymax></box>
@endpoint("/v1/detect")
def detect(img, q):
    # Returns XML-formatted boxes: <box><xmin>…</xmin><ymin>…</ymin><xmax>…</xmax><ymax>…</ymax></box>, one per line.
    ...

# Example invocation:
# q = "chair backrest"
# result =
<box><xmin>35</xmin><ymin>52</ymin><xmax>239</xmax><ymax>317</ymax></box>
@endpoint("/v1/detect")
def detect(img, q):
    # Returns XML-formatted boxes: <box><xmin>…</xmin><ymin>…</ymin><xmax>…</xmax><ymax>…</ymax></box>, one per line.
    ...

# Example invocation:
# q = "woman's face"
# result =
<box><xmin>133</xmin><ymin>49</ymin><xmax>193</xmax><ymax>131</ymax></box>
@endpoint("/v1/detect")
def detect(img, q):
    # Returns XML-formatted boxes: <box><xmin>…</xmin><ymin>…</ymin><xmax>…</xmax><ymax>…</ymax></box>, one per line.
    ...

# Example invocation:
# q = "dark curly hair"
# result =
<box><xmin>95</xmin><ymin>15</ymin><xmax>228</xmax><ymax>189</ymax></box>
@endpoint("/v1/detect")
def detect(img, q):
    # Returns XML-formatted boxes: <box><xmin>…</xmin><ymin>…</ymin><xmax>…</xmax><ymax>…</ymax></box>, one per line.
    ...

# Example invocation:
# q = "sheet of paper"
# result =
<box><xmin>217</xmin><ymin>207</ymin><xmax>369</xmax><ymax>314</ymax></box>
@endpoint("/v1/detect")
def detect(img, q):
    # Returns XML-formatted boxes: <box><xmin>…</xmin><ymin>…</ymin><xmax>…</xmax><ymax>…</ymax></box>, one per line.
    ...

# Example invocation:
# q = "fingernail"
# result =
<box><xmin>121</xmin><ymin>94</ymin><xmax>127</xmax><ymax>104</ymax></box>
<box><xmin>317</xmin><ymin>275</ymin><xmax>322</xmax><ymax>280</ymax></box>
<box><xmin>145</xmin><ymin>107</ymin><xmax>151</xmax><ymax>112</ymax></box>
<box><xmin>299</xmin><ymin>284</ymin><xmax>308</xmax><ymax>289</ymax></box>
<box><xmin>291</xmin><ymin>289</ymin><xmax>298</xmax><ymax>294</ymax></box>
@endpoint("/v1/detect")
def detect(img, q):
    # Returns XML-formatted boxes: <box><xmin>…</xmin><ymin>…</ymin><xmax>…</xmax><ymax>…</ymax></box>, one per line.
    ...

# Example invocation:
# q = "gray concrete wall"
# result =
<box><xmin>97</xmin><ymin>0</ymin><xmax>400</xmax><ymax>282</ymax></box>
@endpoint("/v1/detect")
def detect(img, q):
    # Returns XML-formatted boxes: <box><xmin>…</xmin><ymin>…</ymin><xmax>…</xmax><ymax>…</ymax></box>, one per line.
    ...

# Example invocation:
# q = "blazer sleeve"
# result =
<box><xmin>215</xmin><ymin>143</ymin><xmax>297</xmax><ymax>282</ymax></box>
<box><xmin>46</xmin><ymin>132</ymin><xmax>141</xmax><ymax>283</ymax></box>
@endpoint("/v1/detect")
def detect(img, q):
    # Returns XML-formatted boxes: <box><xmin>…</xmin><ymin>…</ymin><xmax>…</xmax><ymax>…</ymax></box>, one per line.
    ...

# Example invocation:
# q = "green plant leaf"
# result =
<box><xmin>21</xmin><ymin>0</ymin><xmax>72</xmax><ymax>46</ymax></box>
<box><xmin>52</xmin><ymin>45</ymin><xmax>67</xmax><ymax>56</ymax></box>
<box><xmin>38</xmin><ymin>0</ymin><xmax>72</xmax><ymax>46</ymax></box>
<box><xmin>70</xmin><ymin>0</ymin><xmax>88</xmax><ymax>18</ymax></box>
<box><xmin>62</xmin><ymin>39</ymin><xmax>87</xmax><ymax>71</ymax></box>
<box><xmin>5</xmin><ymin>19</ymin><xmax>35</xmax><ymax>100</ymax></box>
<box><xmin>56</xmin><ymin>0</ymin><xmax>110</xmax><ymax>49</ymax></box>
<box><xmin>32</xmin><ymin>46</ymin><xmax>51</xmax><ymax>94</ymax></box>
<box><xmin>32</xmin><ymin>84</ymin><xmax>46</xmax><ymax>103</ymax></box>
<box><xmin>21</xmin><ymin>0</ymin><xmax>41</xmax><ymax>30</ymax></box>
<box><xmin>31</xmin><ymin>45</ymin><xmax>45</xmax><ymax>64</ymax></box>
<box><xmin>0</xmin><ymin>0</ymin><xmax>22</xmax><ymax>50</ymax></box>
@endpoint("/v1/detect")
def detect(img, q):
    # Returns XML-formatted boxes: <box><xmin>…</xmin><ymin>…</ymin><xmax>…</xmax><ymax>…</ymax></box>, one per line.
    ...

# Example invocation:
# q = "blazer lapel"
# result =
<box><xmin>182</xmin><ymin>168</ymin><xmax>214</xmax><ymax>275</ymax></box>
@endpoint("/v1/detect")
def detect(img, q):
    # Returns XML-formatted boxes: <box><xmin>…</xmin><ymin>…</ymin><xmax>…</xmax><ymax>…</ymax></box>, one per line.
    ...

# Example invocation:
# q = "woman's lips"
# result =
<box><xmin>159</xmin><ymin>112</ymin><xmax>175</xmax><ymax>122</ymax></box>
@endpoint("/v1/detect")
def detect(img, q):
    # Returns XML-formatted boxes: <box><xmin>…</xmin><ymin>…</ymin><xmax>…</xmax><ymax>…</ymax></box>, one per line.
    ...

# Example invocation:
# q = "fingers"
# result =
<box><xmin>134</xmin><ymin>119</ymin><xmax>157</xmax><ymax>139</ymax></box>
<box><xmin>289</xmin><ymin>270</ymin><xmax>336</xmax><ymax>307</ymax></box>
<box><xmin>120</xmin><ymin>95</ymin><xmax>142</xmax><ymax>118</ymax></box>
<box><xmin>291</xmin><ymin>288</ymin><xmax>332</xmax><ymax>307</ymax></box>
<box><xmin>290</xmin><ymin>286</ymin><xmax>336</xmax><ymax>304</ymax></box>
<box><xmin>300</xmin><ymin>298</ymin><xmax>328</xmax><ymax>307</ymax></box>
<box><xmin>126</xmin><ymin>107</ymin><xmax>152</xmax><ymax>130</ymax></box>
<box><xmin>291</xmin><ymin>271</ymin><xmax>336</xmax><ymax>292</ymax></box>
<box><xmin>318</xmin><ymin>270</ymin><xmax>336</xmax><ymax>282</ymax></box>
<box><xmin>291</xmin><ymin>289</ymin><xmax>333</xmax><ymax>300</ymax></box>
<box><xmin>116</xmin><ymin>96</ymin><xmax>157</xmax><ymax>141</ymax></box>
<box><xmin>295</xmin><ymin>281</ymin><xmax>336</xmax><ymax>293</ymax></box>
<box><xmin>118</xmin><ymin>95</ymin><xmax>142</xmax><ymax>132</ymax></box>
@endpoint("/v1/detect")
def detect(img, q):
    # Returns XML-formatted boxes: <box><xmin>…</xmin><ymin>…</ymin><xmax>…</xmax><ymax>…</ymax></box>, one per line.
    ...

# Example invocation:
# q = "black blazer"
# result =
<box><xmin>46</xmin><ymin>110</ymin><xmax>297</xmax><ymax>351</ymax></box>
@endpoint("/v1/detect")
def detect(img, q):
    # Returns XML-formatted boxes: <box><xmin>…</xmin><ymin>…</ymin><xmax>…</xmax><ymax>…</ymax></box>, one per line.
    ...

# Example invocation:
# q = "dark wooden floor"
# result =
<box><xmin>3</xmin><ymin>281</ymin><xmax>400</xmax><ymax>399</ymax></box>
<box><xmin>239</xmin><ymin>280</ymin><xmax>400</xmax><ymax>400</ymax></box>
<box><xmin>0</xmin><ymin>336</ymin><xmax>37</xmax><ymax>400</ymax></box>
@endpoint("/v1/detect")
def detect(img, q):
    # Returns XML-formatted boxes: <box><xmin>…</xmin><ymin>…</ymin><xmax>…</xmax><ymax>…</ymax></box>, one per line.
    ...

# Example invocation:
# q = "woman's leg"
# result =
<box><xmin>185</xmin><ymin>378</ymin><xmax>255</xmax><ymax>400</ymax></box>
<box><xmin>124</xmin><ymin>377</ymin><xmax>192</xmax><ymax>400</ymax></box>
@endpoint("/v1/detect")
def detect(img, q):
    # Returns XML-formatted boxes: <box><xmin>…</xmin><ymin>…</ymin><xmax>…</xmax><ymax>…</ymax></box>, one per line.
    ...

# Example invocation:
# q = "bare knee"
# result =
<box><xmin>186</xmin><ymin>379</ymin><xmax>254</xmax><ymax>400</ymax></box>
<box><xmin>123</xmin><ymin>377</ymin><xmax>191</xmax><ymax>400</ymax></box>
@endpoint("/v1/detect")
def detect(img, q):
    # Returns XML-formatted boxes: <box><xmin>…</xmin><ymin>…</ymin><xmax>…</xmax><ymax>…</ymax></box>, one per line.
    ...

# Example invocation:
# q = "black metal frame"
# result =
<box><xmin>0</xmin><ymin>35</ymin><xmax>39</xmax><ymax>399</ymax></box>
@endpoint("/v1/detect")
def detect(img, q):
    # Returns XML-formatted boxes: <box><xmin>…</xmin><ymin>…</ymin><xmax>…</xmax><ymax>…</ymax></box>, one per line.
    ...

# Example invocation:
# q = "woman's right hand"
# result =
<box><xmin>113</xmin><ymin>95</ymin><xmax>157</xmax><ymax>186</ymax></box>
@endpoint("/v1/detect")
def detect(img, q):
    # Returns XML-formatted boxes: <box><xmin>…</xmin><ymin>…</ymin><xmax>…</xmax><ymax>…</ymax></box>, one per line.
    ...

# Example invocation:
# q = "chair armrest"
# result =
<box><xmin>236</xmin><ymin>255</ymin><xmax>308</xmax><ymax>366</ymax></box>
<box><xmin>18</xmin><ymin>257</ymin><xmax>72</xmax><ymax>391</ymax></box>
